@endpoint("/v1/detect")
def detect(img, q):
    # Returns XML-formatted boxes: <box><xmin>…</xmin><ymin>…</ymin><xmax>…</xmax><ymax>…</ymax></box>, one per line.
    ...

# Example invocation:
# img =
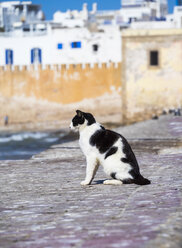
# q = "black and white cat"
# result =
<box><xmin>70</xmin><ymin>110</ymin><xmax>150</xmax><ymax>186</ymax></box>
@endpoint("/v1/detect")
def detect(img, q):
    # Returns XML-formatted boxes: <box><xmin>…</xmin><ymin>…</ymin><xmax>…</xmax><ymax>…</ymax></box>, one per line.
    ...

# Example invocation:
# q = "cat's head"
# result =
<box><xmin>70</xmin><ymin>110</ymin><xmax>96</xmax><ymax>131</ymax></box>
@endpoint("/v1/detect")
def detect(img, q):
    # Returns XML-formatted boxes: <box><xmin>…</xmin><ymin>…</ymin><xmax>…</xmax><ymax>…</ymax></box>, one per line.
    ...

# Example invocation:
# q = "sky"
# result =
<box><xmin>32</xmin><ymin>0</ymin><xmax>121</xmax><ymax>20</ymax></box>
<box><xmin>1</xmin><ymin>0</ymin><xmax>175</xmax><ymax>20</ymax></box>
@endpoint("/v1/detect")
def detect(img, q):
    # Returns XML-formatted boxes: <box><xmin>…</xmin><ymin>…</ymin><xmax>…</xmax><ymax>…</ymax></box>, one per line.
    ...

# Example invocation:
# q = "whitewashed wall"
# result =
<box><xmin>0</xmin><ymin>27</ymin><xmax>121</xmax><ymax>66</ymax></box>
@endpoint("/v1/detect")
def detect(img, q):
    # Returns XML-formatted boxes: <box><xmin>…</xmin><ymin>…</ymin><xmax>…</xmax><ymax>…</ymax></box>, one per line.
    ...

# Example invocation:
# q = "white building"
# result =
<box><xmin>131</xmin><ymin>5</ymin><xmax>182</xmax><ymax>29</ymax></box>
<box><xmin>0</xmin><ymin>1</ymin><xmax>122</xmax><ymax>66</ymax></box>
<box><xmin>120</xmin><ymin>0</ymin><xmax>168</xmax><ymax>22</ymax></box>
<box><xmin>0</xmin><ymin>25</ymin><xmax>121</xmax><ymax>66</ymax></box>
<box><xmin>1</xmin><ymin>0</ymin><xmax>181</xmax><ymax>67</ymax></box>
<box><xmin>52</xmin><ymin>1</ymin><xmax>168</xmax><ymax>28</ymax></box>
<box><xmin>166</xmin><ymin>5</ymin><xmax>182</xmax><ymax>28</ymax></box>
<box><xmin>0</xmin><ymin>1</ymin><xmax>44</xmax><ymax>32</ymax></box>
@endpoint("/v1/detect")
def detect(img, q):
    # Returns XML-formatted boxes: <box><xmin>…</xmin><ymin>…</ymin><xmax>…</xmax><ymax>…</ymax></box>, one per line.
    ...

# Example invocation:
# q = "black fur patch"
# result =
<box><xmin>129</xmin><ymin>170</ymin><xmax>151</xmax><ymax>185</ymax></box>
<box><xmin>105</xmin><ymin>147</ymin><xmax>118</xmax><ymax>159</ymax></box>
<box><xmin>110</xmin><ymin>172</ymin><xmax>117</xmax><ymax>179</ymax></box>
<box><xmin>122</xmin><ymin>178</ymin><xmax>134</xmax><ymax>184</ymax></box>
<box><xmin>83</xmin><ymin>112</ymin><xmax>96</xmax><ymax>126</ymax></box>
<box><xmin>100</xmin><ymin>125</ymin><xmax>105</xmax><ymax>130</ymax></box>
<box><xmin>72</xmin><ymin>115</ymin><xmax>84</xmax><ymax>127</ymax></box>
<box><xmin>121</xmin><ymin>157</ymin><xmax>129</xmax><ymax>163</ymax></box>
<box><xmin>121</xmin><ymin>136</ymin><xmax>140</xmax><ymax>175</ymax></box>
<box><xmin>120</xmin><ymin>138</ymin><xmax>151</xmax><ymax>185</ymax></box>
<box><xmin>129</xmin><ymin>169</ymin><xmax>139</xmax><ymax>179</ymax></box>
<box><xmin>72</xmin><ymin>110</ymin><xmax>96</xmax><ymax>127</ymax></box>
<box><xmin>90</xmin><ymin>129</ymin><xmax>119</xmax><ymax>154</ymax></box>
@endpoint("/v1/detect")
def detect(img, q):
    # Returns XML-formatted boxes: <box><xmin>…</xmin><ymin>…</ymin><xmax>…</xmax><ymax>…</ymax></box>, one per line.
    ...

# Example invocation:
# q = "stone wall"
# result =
<box><xmin>122</xmin><ymin>29</ymin><xmax>182</xmax><ymax>124</ymax></box>
<box><xmin>0</xmin><ymin>62</ymin><xmax>121</xmax><ymax>104</ymax></box>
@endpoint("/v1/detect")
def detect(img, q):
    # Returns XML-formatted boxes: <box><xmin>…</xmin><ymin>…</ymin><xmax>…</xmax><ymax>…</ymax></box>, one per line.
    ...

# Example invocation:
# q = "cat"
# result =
<box><xmin>70</xmin><ymin>110</ymin><xmax>151</xmax><ymax>186</ymax></box>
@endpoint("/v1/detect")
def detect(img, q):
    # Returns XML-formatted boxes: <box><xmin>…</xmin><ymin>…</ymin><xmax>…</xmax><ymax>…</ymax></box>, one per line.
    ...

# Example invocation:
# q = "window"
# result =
<box><xmin>31</xmin><ymin>48</ymin><xmax>42</xmax><ymax>64</ymax></box>
<box><xmin>5</xmin><ymin>49</ymin><xmax>13</xmax><ymax>65</ymax></box>
<box><xmin>57</xmin><ymin>43</ymin><xmax>63</xmax><ymax>49</ymax></box>
<box><xmin>149</xmin><ymin>50</ymin><xmax>159</xmax><ymax>66</ymax></box>
<box><xmin>92</xmin><ymin>44</ymin><xmax>99</xmax><ymax>52</ymax></box>
<box><xmin>71</xmin><ymin>41</ymin><xmax>81</xmax><ymax>48</ymax></box>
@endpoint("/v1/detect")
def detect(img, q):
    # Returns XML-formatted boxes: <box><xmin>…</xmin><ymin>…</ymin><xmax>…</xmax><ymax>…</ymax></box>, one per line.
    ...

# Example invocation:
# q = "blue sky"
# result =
<box><xmin>32</xmin><ymin>0</ymin><xmax>121</xmax><ymax>20</ymax></box>
<box><xmin>1</xmin><ymin>1</ymin><xmax>175</xmax><ymax>20</ymax></box>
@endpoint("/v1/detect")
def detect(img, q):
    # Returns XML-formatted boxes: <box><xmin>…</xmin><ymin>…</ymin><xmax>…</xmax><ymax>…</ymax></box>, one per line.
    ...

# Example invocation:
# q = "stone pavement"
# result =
<box><xmin>0</xmin><ymin>115</ymin><xmax>182</xmax><ymax>248</ymax></box>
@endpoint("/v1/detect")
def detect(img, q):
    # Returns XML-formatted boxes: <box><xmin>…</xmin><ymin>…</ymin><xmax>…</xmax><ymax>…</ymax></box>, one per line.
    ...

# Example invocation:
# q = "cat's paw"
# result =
<box><xmin>80</xmin><ymin>180</ymin><xmax>90</xmax><ymax>186</ymax></box>
<box><xmin>104</xmin><ymin>179</ymin><xmax>123</xmax><ymax>185</ymax></box>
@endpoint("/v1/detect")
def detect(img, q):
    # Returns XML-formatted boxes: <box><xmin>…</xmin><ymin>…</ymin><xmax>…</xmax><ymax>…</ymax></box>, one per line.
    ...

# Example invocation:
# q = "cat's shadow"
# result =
<box><xmin>93</xmin><ymin>179</ymin><xmax>106</xmax><ymax>185</ymax></box>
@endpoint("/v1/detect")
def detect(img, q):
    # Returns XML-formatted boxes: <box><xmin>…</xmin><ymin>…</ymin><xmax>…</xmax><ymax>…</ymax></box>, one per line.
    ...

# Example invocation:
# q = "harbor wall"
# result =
<box><xmin>0</xmin><ymin>62</ymin><xmax>122</xmax><ymax>104</ymax></box>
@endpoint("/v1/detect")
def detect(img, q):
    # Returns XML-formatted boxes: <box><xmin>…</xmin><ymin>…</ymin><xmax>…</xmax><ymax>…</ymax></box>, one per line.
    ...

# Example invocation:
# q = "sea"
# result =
<box><xmin>0</xmin><ymin>130</ymin><xmax>77</xmax><ymax>160</ymax></box>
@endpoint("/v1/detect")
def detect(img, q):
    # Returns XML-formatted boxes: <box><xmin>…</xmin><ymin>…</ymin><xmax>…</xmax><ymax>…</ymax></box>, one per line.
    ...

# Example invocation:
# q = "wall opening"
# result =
<box><xmin>149</xmin><ymin>50</ymin><xmax>159</xmax><ymax>66</ymax></box>
<box><xmin>57</xmin><ymin>43</ymin><xmax>63</xmax><ymax>49</ymax></box>
<box><xmin>71</xmin><ymin>41</ymin><xmax>81</xmax><ymax>48</ymax></box>
<box><xmin>92</xmin><ymin>44</ymin><xmax>99</xmax><ymax>52</ymax></box>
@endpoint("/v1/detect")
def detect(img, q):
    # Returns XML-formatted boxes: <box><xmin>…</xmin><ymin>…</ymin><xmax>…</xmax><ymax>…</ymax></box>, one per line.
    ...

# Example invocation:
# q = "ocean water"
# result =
<box><xmin>0</xmin><ymin>131</ymin><xmax>76</xmax><ymax>160</ymax></box>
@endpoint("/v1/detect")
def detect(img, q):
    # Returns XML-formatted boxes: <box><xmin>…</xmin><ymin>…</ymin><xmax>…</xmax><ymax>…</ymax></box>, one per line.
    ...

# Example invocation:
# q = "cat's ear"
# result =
<box><xmin>76</xmin><ymin>110</ymin><xmax>83</xmax><ymax>118</ymax></box>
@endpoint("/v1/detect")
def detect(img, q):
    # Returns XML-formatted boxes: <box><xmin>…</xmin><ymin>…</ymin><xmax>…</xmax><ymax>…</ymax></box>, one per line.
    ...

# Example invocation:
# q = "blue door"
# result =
<box><xmin>31</xmin><ymin>48</ymin><xmax>42</xmax><ymax>64</ymax></box>
<box><xmin>5</xmin><ymin>49</ymin><xmax>13</xmax><ymax>65</ymax></box>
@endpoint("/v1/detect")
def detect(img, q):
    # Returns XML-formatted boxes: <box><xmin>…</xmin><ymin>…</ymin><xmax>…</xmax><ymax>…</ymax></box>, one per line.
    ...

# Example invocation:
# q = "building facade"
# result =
<box><xmin>122</xmin><ymin>28</ymin><xmax>182</xmax><ymax>123</ymax></box>
<box><xmin>0</xmin><ymin>1</ymin><xmax>172</xmax><ymax>67</ymax></box>
<box><xmin>0</xmin><ymin>1</ymin><xmax>44</xmax><ymax>32</ymax></box>
<box><xmin>0</xmin><ymin>26</ymin><xmax>121</xmax><ymax>66</ymax></box>
<box><xmin>0</xmin><ymin>1</ymin><xmax>122</xmax><ymax>66</ymax></box>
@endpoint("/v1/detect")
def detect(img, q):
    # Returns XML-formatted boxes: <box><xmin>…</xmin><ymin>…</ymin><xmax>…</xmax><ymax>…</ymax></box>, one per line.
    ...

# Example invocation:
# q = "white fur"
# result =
<box><xmin>103</xmin><ymin>180</ymin><xmax>123</xmax><ymax>185</ymax></box>
<box><xmin>70</xmin><ymin>119</ymin><xmax>132</xmax><ymax>186</ymax></box>
<box><xmin>102</xmin><ymin>139</ymin><xmax>132</xmax><ymax>181</ymax></box>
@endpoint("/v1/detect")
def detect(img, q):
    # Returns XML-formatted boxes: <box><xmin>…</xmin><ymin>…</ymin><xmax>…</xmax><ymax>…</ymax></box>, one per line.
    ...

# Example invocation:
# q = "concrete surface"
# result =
<box><xmin>0</xmin><ymin>114</ymin><xmax>182</xmax><ymax>248</ymax></box>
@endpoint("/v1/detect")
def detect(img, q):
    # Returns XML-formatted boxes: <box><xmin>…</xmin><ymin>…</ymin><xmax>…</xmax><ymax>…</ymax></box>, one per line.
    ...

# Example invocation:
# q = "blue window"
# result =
<box><xmin>57</xmin><ymin>43</ymin><xmax>63</xmax><ymax>49</ymax></box>
<box><xmin>5</xmin><ymin>49</ymin><xmax>13</xmax><ymax>65</ymax></box>
<box><xmin>31</xmin><ymin>48</ymin><xmax>42</xmax><ymax>64</ymax></box>
<box><xmin>71</xmin><ymin>41</ymin><xmax>81</xmax><ymax>48</ymax></box>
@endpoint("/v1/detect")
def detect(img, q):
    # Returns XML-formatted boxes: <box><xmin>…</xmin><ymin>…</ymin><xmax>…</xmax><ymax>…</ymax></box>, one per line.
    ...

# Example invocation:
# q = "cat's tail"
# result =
<box><xmin>133</xmin><ymin>175</ymin><xmax>151</xmax><ymax>185</ymax></box>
